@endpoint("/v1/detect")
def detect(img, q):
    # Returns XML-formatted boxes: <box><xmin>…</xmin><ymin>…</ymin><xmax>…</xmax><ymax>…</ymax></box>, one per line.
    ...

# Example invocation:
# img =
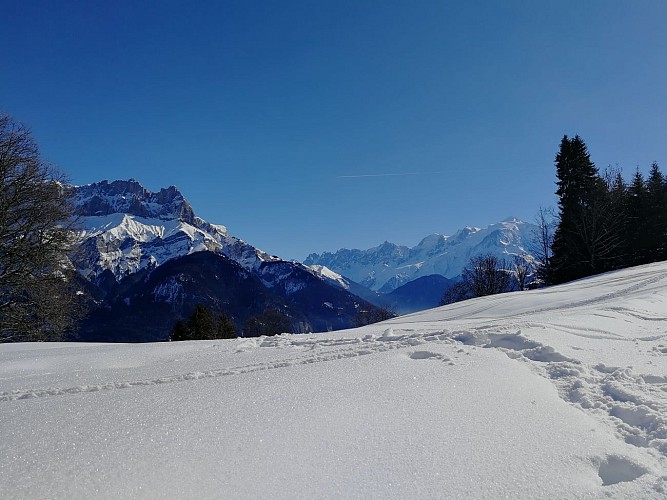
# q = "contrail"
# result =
<box><xmin>337</xmin><ymin>171</ymin><xmax>444</xmax><ymax>179</ymax></box>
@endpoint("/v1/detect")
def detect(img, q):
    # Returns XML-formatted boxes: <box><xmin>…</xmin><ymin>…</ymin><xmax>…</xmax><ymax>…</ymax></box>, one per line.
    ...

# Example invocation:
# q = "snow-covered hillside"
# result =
<box><xmin>2</xmin><ymin>261</ymin><xmax>667</xmax><ymax>498</ymax></box>
<box><xmin>305</xmin><ymin>217</ymin><xmax>536</xmax><ymax>292</ymax></box>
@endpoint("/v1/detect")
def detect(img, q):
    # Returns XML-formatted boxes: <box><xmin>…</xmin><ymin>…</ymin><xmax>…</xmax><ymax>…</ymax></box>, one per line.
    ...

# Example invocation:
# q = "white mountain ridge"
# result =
<box><xmin>72</xmin><ymin>179</ymin><xmax>282</xmax><ymax>284</ymax></box>
<box><xmin>304</xmin><ymin>217</ymin><xmax>537</xmax><ymax>292</ymax></box>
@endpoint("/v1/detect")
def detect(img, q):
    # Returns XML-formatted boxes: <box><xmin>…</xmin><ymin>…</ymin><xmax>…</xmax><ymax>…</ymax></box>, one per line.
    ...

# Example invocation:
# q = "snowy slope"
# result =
<box><xmin>2</xmin><ymin>261</ymin><xmax>667</xmax><ymax>498</ymax></box>
<box><xmin>305</xmin><ymin>217</ymin><xmax>536</xmax><ymax>291</ymax></box>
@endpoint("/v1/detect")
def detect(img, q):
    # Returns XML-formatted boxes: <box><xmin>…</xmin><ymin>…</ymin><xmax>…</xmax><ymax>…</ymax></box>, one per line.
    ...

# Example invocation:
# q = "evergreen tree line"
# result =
<box><xmin>169</xmin><ymin>304</ymin><xmax>237</xmax><ymax>341</ymax></box>
<box><xmin>169</xmin><ymin>305</ymin><xmax>299</xmax><ymax>341</ymax></box>
<box><xmin>544</xmin><ymin>135</ymin><xmax>667</xmax><ymax>285</ymax></box>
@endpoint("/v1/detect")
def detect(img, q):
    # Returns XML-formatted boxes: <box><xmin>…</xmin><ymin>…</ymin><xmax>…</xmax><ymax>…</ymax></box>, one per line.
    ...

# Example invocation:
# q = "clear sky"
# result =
<box><xmin>2</xmin><ymin>1</ymin><xmax>666</xmax><ymax>261</ymax></box>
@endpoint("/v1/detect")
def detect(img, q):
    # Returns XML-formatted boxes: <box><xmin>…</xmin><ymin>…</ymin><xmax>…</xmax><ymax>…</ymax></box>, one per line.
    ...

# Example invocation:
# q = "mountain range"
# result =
<box><xmin>70</xmin><ymin>179</ymin><xmax>538</xmax><ymax>340</ymax></box>
<box><xmin>71</xmin><ymin>180</ymin><xmax>378</xmax><ymax>341</ymax></box>
<box><xmin>304</xmin><ymin>217</ymin><xmax>537</xmax><ymax>293</ymax></box>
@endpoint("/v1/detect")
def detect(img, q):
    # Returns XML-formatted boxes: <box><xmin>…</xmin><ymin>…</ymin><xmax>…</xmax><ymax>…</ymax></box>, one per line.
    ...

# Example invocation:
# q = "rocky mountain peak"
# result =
<box><xmin>304</xmin><ymin>219</ymin><xmax>537</xmax><ymax>291</ymax></box>
<box><xmin>73</xmin><ymin>179</ymin><xmax>195</xmax><ymax>223</ymax></box>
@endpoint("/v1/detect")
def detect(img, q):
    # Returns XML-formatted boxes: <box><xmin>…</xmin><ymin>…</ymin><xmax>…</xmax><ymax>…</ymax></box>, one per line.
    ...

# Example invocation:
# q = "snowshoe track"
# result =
<box><xmin>0</xmin><ymin>329</ymin><xmax>453</xmax><ymax>403</ymax></box>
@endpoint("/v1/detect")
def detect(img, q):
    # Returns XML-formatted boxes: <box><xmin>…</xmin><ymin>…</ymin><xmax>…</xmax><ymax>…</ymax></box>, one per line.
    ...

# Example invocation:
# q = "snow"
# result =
<box><xmin>75</xmin><ymin>212</ymin><xmax>278</xmax><ymax>282</ymax></box>
<box><xmin>305</xmin><ymin>219</ymin><xmax>537</xmax><ymax>291</ymax></box>
<box><xmin>76</xmin><ymin>214</ymin><xmax>227</xmax><ymax>279</ymax></box>
<box><xmin>308</xmin><ymin>264</ymin><xmax>350</xmax><ymax>289</ymax></box>
<box><xmin>2</xmin><ymin>261</ymin><xmax>667</xmax><ymax>498</ymax></box>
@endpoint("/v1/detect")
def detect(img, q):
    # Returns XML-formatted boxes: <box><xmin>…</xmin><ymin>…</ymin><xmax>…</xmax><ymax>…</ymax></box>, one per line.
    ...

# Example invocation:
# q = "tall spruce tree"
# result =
<box><xmin>626</xmin><ymin>169</ymin><xmax>649</xmax><ymax>265</ymax></box>
<box><xmin>605</xmin><ymin>168</ymin><xmax>629</xmax><ymax>269</ymax></box>
<box><xmin>551</xmin><ymin>136</ymin><xmax>622</xmax><ymax>283</ymax></box>
<box><xmin>645</xmin><ymin>162</ymin><xmax>666</xmax><ymax>260</ymax></box>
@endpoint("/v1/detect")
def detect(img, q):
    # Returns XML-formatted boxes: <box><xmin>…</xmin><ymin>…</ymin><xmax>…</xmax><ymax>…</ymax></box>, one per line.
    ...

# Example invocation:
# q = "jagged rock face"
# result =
<box><xmin>305</xmin><ymin>218</ymin><xmax>537</xmax><ymax>292</ymax></box>
<box><xmin>74</xmin><ymin>179</ymin><xmax>196</xmax><ymax>223</ymax></box>
<box><xmin>71</xmin><ymin>179</ymin><xmax>276</xmax><ymax>285</ymax></box>
<box><xmin>70</xmin><ymin>179</ymin><xmax>378</xmax><ymax>340</ymax></box>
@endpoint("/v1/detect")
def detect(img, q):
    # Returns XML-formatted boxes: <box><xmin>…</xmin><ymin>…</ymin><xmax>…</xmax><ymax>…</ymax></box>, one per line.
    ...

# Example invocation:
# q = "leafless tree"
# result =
<box><xmin>441</xmin><ymin>254</ymin><xmax>513</xmax><ymax>305</ymax></box>
<box><xmin>530</xmin><ymin>206</ymin><xmax>556</xmax><ymax>285</ymax></box>
<box><xmin>353</xmin><ymin>306</ymin><xmax>397</xmax><ymax>327</ymax></box>
<box><xmin>440</xmin><ymin>281</ymin><xmax>471</xmax><ymax>305</ymax></box>
<box><xmin>463</xmin><ymin>254</ymin><xmax>513</xmax><ymax>297</ymax></box>
<box><xmin>0</xmin><ymin>113</ymin><xmax>82</xmax><ymax>342</ymax></box>
<box><xmin>512</xmin><ymin>255</ymin><xmax>532</xmax><ymax>291</ymax></box>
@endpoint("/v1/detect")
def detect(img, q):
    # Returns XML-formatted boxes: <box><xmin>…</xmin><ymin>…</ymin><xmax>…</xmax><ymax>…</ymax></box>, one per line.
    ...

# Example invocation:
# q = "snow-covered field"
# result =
<box><xmin>2</xmin><ymin>262</ymin><xmax>667</xmax><ymax>499</ymax></box>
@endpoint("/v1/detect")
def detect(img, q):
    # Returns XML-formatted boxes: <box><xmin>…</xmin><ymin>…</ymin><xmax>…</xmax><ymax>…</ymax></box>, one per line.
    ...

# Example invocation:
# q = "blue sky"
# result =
<box><xmin>2</xmin><ymin>1</ymin><xmax>666</xmax><ymax>260</ymax></box>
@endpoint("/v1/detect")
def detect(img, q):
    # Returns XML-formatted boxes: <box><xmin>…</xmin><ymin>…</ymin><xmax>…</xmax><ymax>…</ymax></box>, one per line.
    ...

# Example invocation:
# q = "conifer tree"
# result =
<box><xmin>626</xmin><ymin>169</ymin><xmax>649</xmax><ymax>265</ymax></box>
<box><xmin>550</xmin><ymin>136</ymin><xmax>628</xmax><ymax>283</ymax></box>
<box><xmin>169</xmin><ymin>305</ymin><xmax>237</xmax><ymax>341</ymax></box>
<box><xmin>552</xmin><ymin>136</ymin><xmax>599</xmax><ymax>283</ymax></box>
<box><xmin>169</xmin><ymin>320</ymin><xmax>189</xmax><ymax>341</ymax></box>
<box><xmin>645</xmin><ymin>162</ymin><xmax>666</xmax><ymax>260</ymax></box>
<box><xmin>188</xmin><ymin>304</ymin><xmax>216</xmax><ymax>339</ymax></box>
<box><xmin>216</xmin><ymin>313</ymin><xmax>237</xmax><ymax>339</ymax></box>
<box><xmin>606</xmin><ymin>168</ymin><xmax>629</xmax><ymax>269</ymax></box>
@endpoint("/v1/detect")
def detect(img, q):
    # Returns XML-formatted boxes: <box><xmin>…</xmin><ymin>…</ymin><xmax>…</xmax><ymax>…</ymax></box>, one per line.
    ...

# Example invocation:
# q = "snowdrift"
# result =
<box><xmin>1</xmin><ymin>261</ymin><xmax>667</xmax><ymax>498</ymax></box>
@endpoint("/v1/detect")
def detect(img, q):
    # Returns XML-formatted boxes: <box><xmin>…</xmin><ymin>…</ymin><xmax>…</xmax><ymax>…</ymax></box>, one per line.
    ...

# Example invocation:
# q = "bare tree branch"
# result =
<box><xmin>0</xmin><ymin>113</ymin><xmax>83</xmax><ymax>342</ymax></box>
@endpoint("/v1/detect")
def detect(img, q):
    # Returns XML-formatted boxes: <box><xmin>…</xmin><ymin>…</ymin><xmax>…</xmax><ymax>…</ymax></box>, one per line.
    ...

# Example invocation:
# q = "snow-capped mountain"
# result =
<box><xmin>305</xmin><ymin>218</ymin><xmax>537</xmax><ymax>292</ymax></box>
<box><xmin>73</xmin><ymin>179</ymin><xmax>277</xmax><ymax>283</ymax></box>
<box><xmin>71</xmin><ymin>179</ymin><xmax>378</xmax><ymax>340</ymax></box>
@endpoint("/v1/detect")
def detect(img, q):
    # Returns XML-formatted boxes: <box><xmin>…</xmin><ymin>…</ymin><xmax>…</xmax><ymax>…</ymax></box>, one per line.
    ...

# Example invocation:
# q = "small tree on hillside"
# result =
<box><xmin>530</xmin><ymin>206</ymin><xmax>555</xmax><ymax>285</ymax></box>
<box><xmin>440</xmin><ymin>254</ymin><xmax>513</xmax><ymax>305</ymax></box>
<box><xmin>464</xmin><ymin>255</ymin><xmax>513</xmax><ymax>297</ymax></box>
<box><xmin>188</xmin><ymin>304</ymin><xmax>216</xmax><ymax>338</ymax></box>
<box><xmin>440</xmin><ymin>281</ymin><xmax>472</xmax><ymax>305</ymax></box>
<box><xmin>512</xmin><ymin>255</ymin><xmax>532</xmax><ymax>291</ymax></box>
<box><xmin>216</xmin><ymin>313</ymin><xmax>237</xmax><ymax>339</ymax></box>
<box><xmin>353</xmin><ymin>306</ymin><xmax>397</xmax><ymax>327</ymax></box>
<box><xmin>169</xmin><ymin>319</ymin><xmax>190</xmax><ymax>341</ymax></box>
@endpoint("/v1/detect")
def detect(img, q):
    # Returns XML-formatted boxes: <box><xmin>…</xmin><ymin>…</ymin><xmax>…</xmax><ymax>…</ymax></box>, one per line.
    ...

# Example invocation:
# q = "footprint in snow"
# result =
<box><xmin>597</xmin><ymin>455</ymin><xmax>648</xmax><ymax>486</ymax></box>
<box><xmin>409</xmin><ymin>351</ymin><xmax>451</xmax><ymax>362</ymax></box>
